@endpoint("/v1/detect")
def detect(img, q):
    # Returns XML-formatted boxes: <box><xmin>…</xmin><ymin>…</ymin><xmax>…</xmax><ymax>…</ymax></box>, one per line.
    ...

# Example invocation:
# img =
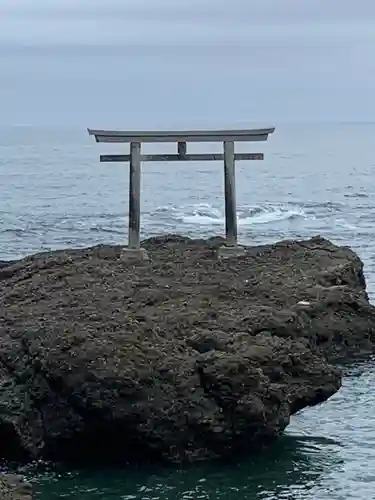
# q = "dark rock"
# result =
<box><xmin>0</xmin><ymin>261</ymin><xmax>12</xmax><ymax>270</ymax></box>
<box><xmin>0</xmin><ymin>234</ymin><xmax>374</xmax><ymax>464</ymax></box>
<box><xmin>0</xmin><ymin>474</ymin><xmax>32</xmax><ymax>500</ymax></box>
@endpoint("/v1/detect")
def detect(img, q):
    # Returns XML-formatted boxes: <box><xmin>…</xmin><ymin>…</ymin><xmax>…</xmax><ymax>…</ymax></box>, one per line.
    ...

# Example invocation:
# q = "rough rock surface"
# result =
<box><xmin>0</xmin><ymin>234</ymin><xmax>374</xmax><ymax>464</ymax></box>
<box><xmin>0</xmin><ymin>474</ymin><xmax>32</xmax><ymax>500</ymax></box>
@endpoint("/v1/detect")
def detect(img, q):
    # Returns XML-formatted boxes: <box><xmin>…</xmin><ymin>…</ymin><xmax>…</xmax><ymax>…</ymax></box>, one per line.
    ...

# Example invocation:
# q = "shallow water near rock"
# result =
<box><xmin>16</xmin><ymin>357</ymin><xmax>375</xmax><ymax>499</ymax></box>
<box><xmin>0</xmin><ymin>357</ymin><xmax>359</xmax><ymax>499</ymax></box>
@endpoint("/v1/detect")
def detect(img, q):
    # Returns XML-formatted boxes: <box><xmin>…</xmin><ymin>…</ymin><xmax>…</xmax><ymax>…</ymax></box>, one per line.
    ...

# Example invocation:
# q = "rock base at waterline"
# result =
<box><xmin>0</xmin><ymin>474</ymin><xmax>32</xmax><ymax>500</ymax></box>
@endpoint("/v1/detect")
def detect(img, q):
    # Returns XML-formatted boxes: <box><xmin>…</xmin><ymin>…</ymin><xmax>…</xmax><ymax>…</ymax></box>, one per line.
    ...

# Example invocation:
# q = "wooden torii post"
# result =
<box><xmin>87</xmin><ymin>127</ymin><xmax>275</xmax><ymax>256</ymax></box>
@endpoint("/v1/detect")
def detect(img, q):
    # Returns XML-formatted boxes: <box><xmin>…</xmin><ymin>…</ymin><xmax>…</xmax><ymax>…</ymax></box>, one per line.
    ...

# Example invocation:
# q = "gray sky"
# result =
<box><xmin>0</xmin><ymin>0</ymin><xmax>374</xmax><ymax>125</ymax></box>
<box><xmin>1</xmin><ymin>0</ymin><xmax>375</xmax><ymax>44</ymax></box>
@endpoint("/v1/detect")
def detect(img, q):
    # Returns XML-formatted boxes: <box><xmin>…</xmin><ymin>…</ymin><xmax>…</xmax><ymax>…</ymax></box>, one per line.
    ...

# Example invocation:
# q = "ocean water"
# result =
<box><xmin>2</xmin><ymin>1</ymin><xmax>375</xmax><ymax>499</ymax></box>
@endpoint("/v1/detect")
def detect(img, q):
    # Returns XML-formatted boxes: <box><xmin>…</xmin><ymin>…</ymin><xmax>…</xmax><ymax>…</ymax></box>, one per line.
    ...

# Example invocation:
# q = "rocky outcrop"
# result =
<box><xmin>0</xmin><ymin>474</ymin><xmax>32</xmax><ymax>500</ymax></box>
<box><xmin>0</xmin><ymin>234</ymin><xmax>374</xmax><ymax>464</ymax></box>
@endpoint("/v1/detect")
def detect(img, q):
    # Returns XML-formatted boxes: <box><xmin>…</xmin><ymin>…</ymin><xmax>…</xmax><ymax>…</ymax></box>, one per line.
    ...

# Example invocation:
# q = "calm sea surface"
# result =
<box><xmin>2</xmin><ymin>1</ymin><xmax>375</xmax><ymax>498</ymax></box>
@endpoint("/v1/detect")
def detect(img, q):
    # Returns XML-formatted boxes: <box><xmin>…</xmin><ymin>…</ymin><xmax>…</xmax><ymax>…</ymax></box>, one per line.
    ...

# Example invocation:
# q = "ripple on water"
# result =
<box><xmin>287</xmin><ymin>358</ymin><xmax>375</xmax><ymax>499</ymax></box>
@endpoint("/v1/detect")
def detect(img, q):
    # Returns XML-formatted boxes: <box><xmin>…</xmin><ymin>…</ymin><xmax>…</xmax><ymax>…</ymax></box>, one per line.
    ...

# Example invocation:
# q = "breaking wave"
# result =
<box><xmin>152</xmin><ymin>202</ymin><xmax>307</xmax><ymax>226</ymax></box>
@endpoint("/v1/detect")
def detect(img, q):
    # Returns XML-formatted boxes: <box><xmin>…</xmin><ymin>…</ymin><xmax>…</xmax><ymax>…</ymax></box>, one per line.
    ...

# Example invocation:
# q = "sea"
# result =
<box><xmin>1</xmin><ymin>1</ymin><xmax>375</xmax><ymax>499</ymax></box>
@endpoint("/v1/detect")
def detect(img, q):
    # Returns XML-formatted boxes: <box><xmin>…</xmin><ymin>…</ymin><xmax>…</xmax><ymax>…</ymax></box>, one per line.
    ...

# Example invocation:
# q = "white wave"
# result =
<box><xmin>180</xmin><ymin>203</ymin><xmax>223</xmax><ymax>224</ymax></box>
<box><xmin>156</xmin><ymin>202</ymin><xmax>307</xmax><ymax>227</ymax></box>
<box><xmin>239</xmin><ymin>204</ymin><xmax>306</xmax><ymax>225</ymax></box>
<box><xmin>182</xmin><ymin>214</ymin><xmax>224</xmax><ymax>225</ymax></box>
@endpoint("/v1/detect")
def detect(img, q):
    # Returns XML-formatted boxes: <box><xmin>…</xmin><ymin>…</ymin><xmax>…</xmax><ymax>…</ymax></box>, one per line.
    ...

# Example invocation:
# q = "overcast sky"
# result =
<box><xmin>0</xmin><ymin>0</ymin><xmax>374</xmax><ymax>126</ymax></box>
<box><xmin>1</xmin><ymin>0</ymin><xmax>375</xmax><ymax>44</ymax></box>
